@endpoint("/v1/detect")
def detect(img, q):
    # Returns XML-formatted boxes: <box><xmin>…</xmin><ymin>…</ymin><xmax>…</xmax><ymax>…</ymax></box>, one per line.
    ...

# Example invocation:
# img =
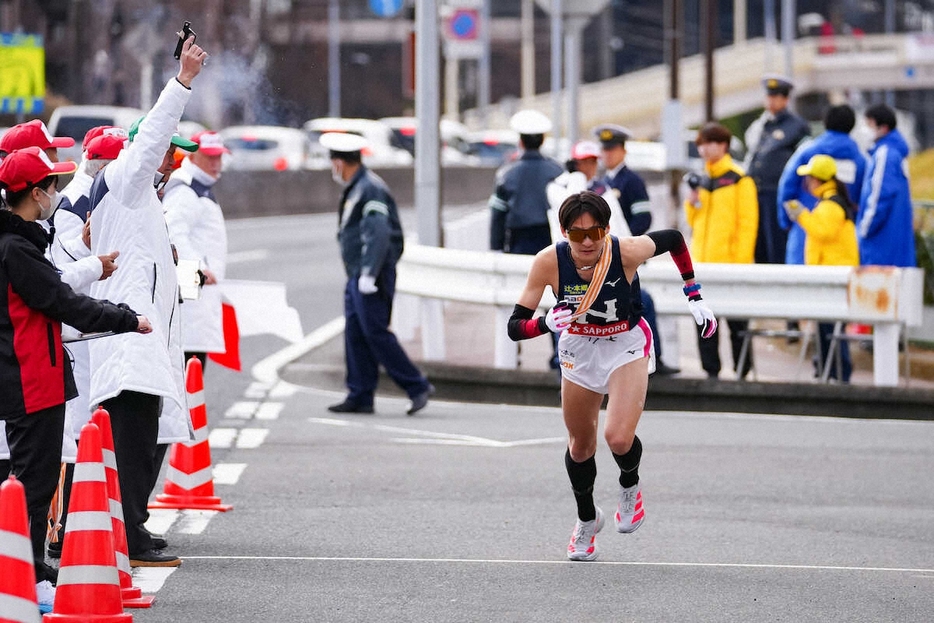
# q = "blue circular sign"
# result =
<box><xmin>369</xmin><ymin>0</ymin><xmax>403</xmax><ymax>17</ymax></box>
<box><xmin>450</xmin><ymin>10</ymin><xmax>478</xmax><ymax>39</ymax></box>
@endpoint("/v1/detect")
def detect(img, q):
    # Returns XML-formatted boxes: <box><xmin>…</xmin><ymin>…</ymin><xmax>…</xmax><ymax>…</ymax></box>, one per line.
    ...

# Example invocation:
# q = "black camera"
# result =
<box><xmin>173</xmin><ymin>21</ymin><xmax>196</xmax><ymax>60</ymax></box>
<box><xmin>683</xmin><ymin>171</ymin><xmax>703</xmax><ymax>190</ymax></box>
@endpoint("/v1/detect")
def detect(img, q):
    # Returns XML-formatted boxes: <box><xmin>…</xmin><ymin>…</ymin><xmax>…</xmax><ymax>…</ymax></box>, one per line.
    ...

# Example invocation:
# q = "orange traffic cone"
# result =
<box><xmin>0</xmin><ymin>475</ymin><xmax>41</xmax><ymax>623</ymax></box>
<box><xmin>44</xmin><ymin>422</ymin><xmax>131</xmax><ymax>623</ymax></box>
<box><xmin>89</xmin><ymin>408</ymin><xmax>155</xmax><ymax>609</ymax></box>
<box><xmin>149</xmin><ymin>357</ymin><xmax>232</xmax><ymax>511</ymax></box>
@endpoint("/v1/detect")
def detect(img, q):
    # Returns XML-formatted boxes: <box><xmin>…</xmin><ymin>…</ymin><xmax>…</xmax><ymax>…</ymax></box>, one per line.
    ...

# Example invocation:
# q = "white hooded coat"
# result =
<box><xmin>87</xmin><ymin>78</ymin><xmax>192</xmax><ymax>443</ymax></box>
<box><xmin>163</xmin><ymin>157</ymin><xmax>227</xmax><ymax>353</ymax></box>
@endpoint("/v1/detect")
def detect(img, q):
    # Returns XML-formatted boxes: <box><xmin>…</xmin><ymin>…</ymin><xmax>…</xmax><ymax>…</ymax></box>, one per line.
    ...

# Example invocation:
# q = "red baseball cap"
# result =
<box><xmin>0</xmin><ymin>119</ymin><xmax>75</xmax><ymax>153</ymax></box>
<box><xmin>190</xmin><ymin>131</ymin><xmax>230</xmax><ymax>156</ymax></box>
<box><xmin>570</xmin><ymin>140</ymin><xmax>601</xmax><ymax>161</ymax></box>
<box><xmin>82</xmin><ymin>125</ymin><xmax>113</xmax><ymax>150</ymax></box>
<box><xmin>0</xmin><ymin>146</ymin><xmax>78</xmax><ymax>192</ymax></box>
<box><xmin>85</xmin><ymin>128</ymin><xmax>129</xmax><ymax>161</ymax></box>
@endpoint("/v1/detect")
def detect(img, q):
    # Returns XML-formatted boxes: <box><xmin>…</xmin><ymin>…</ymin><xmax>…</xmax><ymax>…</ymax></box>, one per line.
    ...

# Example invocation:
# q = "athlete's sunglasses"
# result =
<box><xmin>565</xmin><ymin>226</ymin><xmax>606</xmax><ymax>243</ymax></box>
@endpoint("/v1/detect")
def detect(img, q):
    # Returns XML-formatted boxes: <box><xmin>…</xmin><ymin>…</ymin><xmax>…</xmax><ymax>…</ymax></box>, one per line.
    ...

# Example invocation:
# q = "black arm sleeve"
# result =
<box><xmin>647</xmin><ymin>229</ymin><xmax>694</xmax><ymax>281</ymax></box>
<box><xmin>507</xmin><ymin>303</ymin><xmax>548</xmax><ymax>341</ymax></box>
<box><xmin>6</xmin><ymin>239</ymin><xmax>139</xmax><ymax>334</ymax></box>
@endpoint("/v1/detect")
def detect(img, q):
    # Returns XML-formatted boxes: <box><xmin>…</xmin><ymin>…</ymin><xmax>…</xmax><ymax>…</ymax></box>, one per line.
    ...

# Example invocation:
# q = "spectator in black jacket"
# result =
<box><xmin>0</xmin><ymin>146</ymin><xmax>151</xmax><ymax>600</ymax></box>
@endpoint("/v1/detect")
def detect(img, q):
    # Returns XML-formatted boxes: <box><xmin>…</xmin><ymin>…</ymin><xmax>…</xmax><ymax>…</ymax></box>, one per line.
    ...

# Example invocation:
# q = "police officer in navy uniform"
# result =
<box><xmin>321</xmin><ymin>132</ymin><xmax>434</xmax><ymax>416</ymax></box>
<box><xmin>744</xmin><ymin>75</ymin><xmax>810</xmax><ymax>264</ymax></box>
<box><xmin>489</xmin><ymin>109</ymin><xmax>564</xmax><ymax>255</ymax></box>
<box><xmin>594</xmin><ymin>124</ymin><xmax>679</xmax><ymax>376</ymax></box>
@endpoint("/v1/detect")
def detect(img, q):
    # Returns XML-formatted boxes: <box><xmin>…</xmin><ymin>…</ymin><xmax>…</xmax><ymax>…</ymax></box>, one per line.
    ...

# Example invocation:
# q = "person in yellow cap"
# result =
<box><xmin>784</xmin><ymin>154</ymin><xmax>859</xmax><ymax>382</ymax></box>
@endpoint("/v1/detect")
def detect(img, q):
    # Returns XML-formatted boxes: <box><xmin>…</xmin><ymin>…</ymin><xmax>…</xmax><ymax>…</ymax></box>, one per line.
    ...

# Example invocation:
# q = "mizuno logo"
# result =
<box><xmin>606</xmin><ymin>278</ymin><xmax>621</xmax><ymax>287</ymax></box>
<box><xmin>627</xmin><ymin>349</ymin><xmax>638</xmax><ymax>354</ymax></box>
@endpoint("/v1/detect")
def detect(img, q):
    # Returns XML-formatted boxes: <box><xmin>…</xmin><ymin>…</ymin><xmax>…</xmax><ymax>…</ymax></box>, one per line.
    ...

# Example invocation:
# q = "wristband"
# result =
<box><xmin>683</xmin><ymin>283</ymin><xmax>702</xmax><ymax>301</ymax></box>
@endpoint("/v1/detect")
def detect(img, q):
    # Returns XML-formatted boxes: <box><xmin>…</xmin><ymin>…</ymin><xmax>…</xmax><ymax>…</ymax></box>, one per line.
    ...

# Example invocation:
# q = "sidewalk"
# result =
<box><xmin>279</xmin><ymin>304</ymin><xmax>934</xmax><ymax>420</ymax></box>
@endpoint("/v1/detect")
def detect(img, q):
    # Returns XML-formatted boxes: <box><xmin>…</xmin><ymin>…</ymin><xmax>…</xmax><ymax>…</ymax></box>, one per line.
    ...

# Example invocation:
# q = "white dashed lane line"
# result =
<box><xmin>212</xmin><ymin>463</ymin><xmax>247</xmax><ymax>485</ymax></box>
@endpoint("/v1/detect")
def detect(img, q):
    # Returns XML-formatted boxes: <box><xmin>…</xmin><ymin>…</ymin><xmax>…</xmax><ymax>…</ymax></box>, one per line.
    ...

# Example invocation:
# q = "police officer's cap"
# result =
<box><xmin>593</xmin><ymin>124</ymin><xmax>631</xmax><ymax>148</ymax></box>
<box><xmin>509</xmin><ymin>110</ymin><xmax>552</xmax><ymax>135</ymax></box>
<box><xmin>319</xmin><ymin>132</ymin><xmax>368</xmax><ymax>156</ymax></box>
<box><xmin>762</xmin><ymin>74</ymin><xmax>794</xmax><ymax>96</ymax></box>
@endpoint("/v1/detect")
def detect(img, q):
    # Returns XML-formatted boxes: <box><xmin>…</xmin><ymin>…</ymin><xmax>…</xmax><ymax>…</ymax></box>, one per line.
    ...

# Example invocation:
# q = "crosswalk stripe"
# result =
<box><xmin>213</xmin><ymin>463</ymin><xmax>247</xmax><ymax>485</ymax></box>
<box><xmin>175</xmin><ymin>510</ymin><xmax>218</xmax><ymax>535</ymax></box>
<box><xmin>208</xmin><ymin>428</ymin><xmax>239</xmax><ymax>449</ymax></box>
<box><xmin>236</xmin><ymin>428</ymin><xmax>269</xmax><ymax>449</ymax></box>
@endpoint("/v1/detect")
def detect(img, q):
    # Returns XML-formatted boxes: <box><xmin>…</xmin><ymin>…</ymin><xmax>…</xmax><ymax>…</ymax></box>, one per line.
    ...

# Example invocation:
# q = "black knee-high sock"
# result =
<box><xmin>565</xmin><ymin>448</ymin><xmax>597</xmax><ymax>522</ymax></box>
<box><xmin>612</xmin><ymin>435</ymin><xmax>642</xmax><ymax>488</ymax></box>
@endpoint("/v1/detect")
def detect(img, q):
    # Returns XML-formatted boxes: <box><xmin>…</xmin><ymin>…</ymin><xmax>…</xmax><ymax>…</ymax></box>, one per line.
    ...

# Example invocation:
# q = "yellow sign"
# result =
<box><xmin>0</xmin><ymin>34</ymin><xmax>45</xmax><ymax>113</ymax></box>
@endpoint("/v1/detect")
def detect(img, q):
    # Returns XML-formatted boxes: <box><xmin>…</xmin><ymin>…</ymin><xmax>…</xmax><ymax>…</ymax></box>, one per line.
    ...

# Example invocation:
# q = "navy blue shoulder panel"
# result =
<box><xmin>87</xmin><ymin>173</ymin><xmax>111</xmax><ymax>215</ymax></box>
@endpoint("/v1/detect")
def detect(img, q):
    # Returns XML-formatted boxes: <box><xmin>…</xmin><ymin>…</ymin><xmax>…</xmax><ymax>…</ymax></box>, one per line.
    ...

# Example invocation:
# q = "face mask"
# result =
<box><xmin>38</xmin><ymin>188</ymin><xmax>60</xmax><ymax>221</ymax></box>
<box><xmin>153</xmin><ymin>172</ymin><xmax>168</xmax><ymax>193</ymax></box>
<box><xmin>331</xmin><ymin>161</ymin><xmax>346</xmax><ymax>186</ymax></box>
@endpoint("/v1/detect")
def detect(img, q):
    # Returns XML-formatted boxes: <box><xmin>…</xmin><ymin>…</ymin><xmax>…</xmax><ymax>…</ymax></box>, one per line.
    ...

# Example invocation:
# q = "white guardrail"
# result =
<box><xmin>394</xmin><ymin>244</ymin><xmax>925</xmax><ymax>387</ymax></box>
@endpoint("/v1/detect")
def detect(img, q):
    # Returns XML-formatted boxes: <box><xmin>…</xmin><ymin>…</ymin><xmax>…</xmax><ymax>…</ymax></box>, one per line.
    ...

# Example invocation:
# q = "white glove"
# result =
<box><xmin>688</xmin><ymin>299</ymin><xmax>718</xmax><ymax>339</ymax></box>
<box><xmin>357</xmin><ymin>273</ymin><xmax>378</xmax><ymax>295</ymax></box>
<box><xmin>783</xmin><ymin>200</ymin><xmax>805</xmax><ymax>222</ymax></box>
<box><xmin>544</xmin><ymin>304</ymin><xmax>573</xmax><ymax>333</ymax></box>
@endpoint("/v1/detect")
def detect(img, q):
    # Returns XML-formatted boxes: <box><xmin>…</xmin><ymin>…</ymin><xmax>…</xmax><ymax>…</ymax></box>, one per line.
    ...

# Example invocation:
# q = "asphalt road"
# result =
<box><xmin>122</xmin><ymin>210</ymin><xmax>934</xmax><ymax>623</ymax></box>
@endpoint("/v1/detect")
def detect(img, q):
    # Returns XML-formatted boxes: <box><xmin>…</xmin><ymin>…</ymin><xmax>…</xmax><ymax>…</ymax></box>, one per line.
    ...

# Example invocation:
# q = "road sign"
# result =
<box><xmin>0</xmin><ymin>33</ymin><xmax>45</xmax><ymax>114</ymax></box>
<box><xmin>448</xmin><ymin>9</ymin><xmax>479</xmax><ymax>40</ymax></box>
<box><xmin>369</xmin><ymin>0</ymin><xmax>404</xmax><ymax>18</ymax></box>
<box><xmin>443</xmin><ymin>6</ymin><xmax>484</xmax><ymax>59</ymax></box>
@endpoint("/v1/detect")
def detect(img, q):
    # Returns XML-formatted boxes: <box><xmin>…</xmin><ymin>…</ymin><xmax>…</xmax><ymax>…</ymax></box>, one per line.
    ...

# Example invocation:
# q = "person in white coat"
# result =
<box><xmin>163</xmin><ymin>130</ymin><xmax>229</xmax><ymax>366</ymax></box>
<box><xmin>87</xmin><ymin>36</ymin><xmax>207</xmax><ymax>567</ymax></box>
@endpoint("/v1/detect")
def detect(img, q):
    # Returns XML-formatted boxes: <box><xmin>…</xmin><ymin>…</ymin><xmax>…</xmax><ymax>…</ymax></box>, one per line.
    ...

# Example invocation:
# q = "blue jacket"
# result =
<box><xmin>857</xmin><ymin>129</ymin><xmax>916</xmax><ymax>267</ymax></box>
<box><xmin>338</xmin><ymin>166</ymin><xmax>405</xmax><ymax>278</ymax></box>
<box><xmin>488</xmin><ymin>150</ymin><xmax>563</xmax><ymax>250</ymax></box>
<box><xmin>777</xmin><ymin>131</ymin><xmax>867</xmax><ymax>264</ymax></box>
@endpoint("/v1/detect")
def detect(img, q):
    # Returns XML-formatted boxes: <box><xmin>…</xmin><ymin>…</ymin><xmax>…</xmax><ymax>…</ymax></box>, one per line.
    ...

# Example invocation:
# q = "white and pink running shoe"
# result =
<box><xmin>615</xmin><ymin>483</ymin><xmax>645</xmax><ymax>533</ymax></box>
<box><xmin>567</xmin><ymin>507</ymin><xmax>605</xmax><ymax>561</ymax></box>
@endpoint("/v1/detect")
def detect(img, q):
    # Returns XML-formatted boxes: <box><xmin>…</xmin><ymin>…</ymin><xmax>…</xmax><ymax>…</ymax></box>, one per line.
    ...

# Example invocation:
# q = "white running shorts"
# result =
<box><xmin>557</xmin><ymin>318</ymin><xmax>655</xmax><ymax>394</ymax></box>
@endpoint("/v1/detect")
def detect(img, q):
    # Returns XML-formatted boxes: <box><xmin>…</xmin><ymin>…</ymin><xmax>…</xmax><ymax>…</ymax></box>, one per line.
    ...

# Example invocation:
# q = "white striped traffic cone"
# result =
<box><xmin>149</xmin><ymin>357</ymin><xmax>232</xmax><ymax>511</ymax></box>
<box><xmin>44</xmin><ymin>422</ymin><xmax>131</xmax><ymax>623</ymax></box>
<box><xmin>0</xmin><ymin>475</ymin><xmax>40</xmax><ymax>623</ymax></box>
<box><xmin>90</xmin><ymin>408</ymin><xmax>154</xmax><ymax>609</ymax></box>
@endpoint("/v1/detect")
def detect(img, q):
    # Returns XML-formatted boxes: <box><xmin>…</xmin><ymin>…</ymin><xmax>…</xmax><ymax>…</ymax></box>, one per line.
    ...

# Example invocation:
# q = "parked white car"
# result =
<box><xmin>218</xmin><ymin>125</ymin><xmax>312</xmax><ymax>171</ymax></box>
<box><xmin>304</xmin><ymin>117</ymin><xmax>414</xmax><ymax>168</ymax></box>
<box><xmin>47</xmin><ymin>105</ymin><xmax>145</xmax><ymax>163</ymax></box>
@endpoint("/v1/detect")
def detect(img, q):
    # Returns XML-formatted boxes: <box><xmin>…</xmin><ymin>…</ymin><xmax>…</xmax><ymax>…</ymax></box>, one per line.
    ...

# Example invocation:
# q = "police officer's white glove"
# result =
<box><xmin>358</xmin><ymin>273</ymin><xmax>378</xmax><ymax>295</ymax></box>
<box><xmin>544</xmin><ymin>303</ymin><xmax>573</xmax><ymax>334</ymax></box>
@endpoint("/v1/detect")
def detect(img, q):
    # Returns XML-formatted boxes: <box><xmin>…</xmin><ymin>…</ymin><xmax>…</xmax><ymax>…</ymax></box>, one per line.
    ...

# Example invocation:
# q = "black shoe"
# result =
<box><xmin>141</xmin><ymin>525</ymin><xmax>168</xmax><ymax>550</ymax></box>
<box><xmin>327</xmin><ymin>400</ymin><xmax>374</xmax><ymax>414</ymax></box>
<box><xmin>130</xmin><ymin>549</ymin><xmax>181</xmax><ymax>568</ymax></box>
<box><xmin>652</xmin><ymin>361</ymin><xmax>680</xmax><ymax>376</ymax></box>
<box><xmin>47</xmin><ymin>539</ymin><xmax>62</xmax><ymax>559</ymax></box>
<box><xmin>407</xmin><ymin>384</ymin><xmax>435</xmax><ymax>416</ymax></box>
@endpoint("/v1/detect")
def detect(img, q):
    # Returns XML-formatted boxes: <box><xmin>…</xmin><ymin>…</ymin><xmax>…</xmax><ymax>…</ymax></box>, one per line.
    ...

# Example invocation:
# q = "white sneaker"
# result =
<box><xmin>36</xmin><ymin>580</ymin><xmax>55</xmax><ymax>613</ymax></box>
<box><xmin>567</xmin><ymin>507</ymin><xmax>604</xmax><ymax>561</ymax></box>
<box><xmin>615</xmin><ymin>483</ymin><xmax>645</xmax><ymax>533</ymax></box>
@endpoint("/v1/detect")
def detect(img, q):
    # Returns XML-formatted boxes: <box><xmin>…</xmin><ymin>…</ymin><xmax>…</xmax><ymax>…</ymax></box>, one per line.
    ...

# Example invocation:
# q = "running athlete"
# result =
<box><xmin>507</xmin><ymin>191</ymin><xmax>716</xmax><ymax>561</ymax></box>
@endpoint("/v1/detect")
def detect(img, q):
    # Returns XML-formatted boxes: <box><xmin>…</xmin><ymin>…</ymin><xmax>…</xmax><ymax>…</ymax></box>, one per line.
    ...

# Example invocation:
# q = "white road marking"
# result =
<box><xmin>236</xmin><ymin>428</ymin><xmax>269</xmax><ymax>449</ymax></box>
<box><xmin>180</xmin><ymin>555</ymin><xmax>934</xmax><ymax>575</ymax></box>
<box><xmin>255</xmin><ymin>402</ymin><xmax>283</xmax><ymax>420</ymax></box>
<box><xmin>213</xmin><ymin>463</ymin><xmax>247</xmax><ymax>485</ymax></box>
<box><xmin>208</xmin><ymin>428</ymin><xmax>239</xmax><ymax>449</ymax></box>
<box><xmin>174</xmin><ymin>510</ymin><xmax>218</xmax><ymax>535</ymax></box>
<box><xmin>144</xmin><ymin>509</ymin><xmax>179</xmax><ymax>536</ymax></box>
<box><xmin>251</xmin><ymin>316</ymin><xmax>345</xmax><ymax>386</ymax></box>
<box><xmin>244</xmin><ymin>381</ymin><xmax>271</xmax><ymax>399</ymax></box>
<box><xmin>226</xmin><ymin>249</ymin><xmax>270</xmax><ymax>264</ymax></box>
<box><xmin>131</xmin><ymin>567</ymin><xmax>179</xmax><ymax>592</ymax></box>
<box><xmin>308</xmin><ymin>417</ymin><xmax>564</xmax><ymax>448</ymax></box>
<box><xmin>269</xmin><ymin>383</ymin><xmax>297</xmax><ymax>398</ymax></box>
<box><xmin>225</xmin><ymin>401</ymin><xmax>258</xmax><ymax>419</ymax></box>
